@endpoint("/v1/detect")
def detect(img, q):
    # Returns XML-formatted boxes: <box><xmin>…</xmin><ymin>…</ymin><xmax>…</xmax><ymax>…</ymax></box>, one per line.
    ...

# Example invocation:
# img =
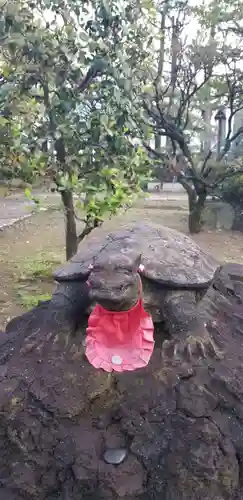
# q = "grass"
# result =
<box><xmin>16</xmin><ymin>290</ymin><xmax>52</xmax><ymax>309</ymax></box>
<box><xmin>14</xmin><ymin>251</ymin><xmax>62</xmax><ymax>310</ymax></box>
<box><xmin>18</xmin><ymin>252</ymin><xmax>63</xmax><ymax>281</ymax></box>
<box><xmin>0</xmin><ymin>217</ymin><xmax>66</xmax><ymax>326</ymax></box>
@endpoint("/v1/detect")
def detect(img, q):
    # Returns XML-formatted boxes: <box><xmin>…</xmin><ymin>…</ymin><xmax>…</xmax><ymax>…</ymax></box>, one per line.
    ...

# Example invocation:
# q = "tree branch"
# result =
<box><xmin>77</xmin><ymin>218</ymin><xmax>102</xmax><ymax>243</ymax></box>
<box><xmin>214</xmin><ymin>167</ymin><xmax>243</xmax><ymax>185</ymax></box>
<box><xmin>201</xmin><ymin>150</ymin><xmax>213</xmax><ymax>176</ymax></box>
<box><xmin>77</xmin><ymin>62</ymin><xmax>107</xmax><ymax>92</ymax></box>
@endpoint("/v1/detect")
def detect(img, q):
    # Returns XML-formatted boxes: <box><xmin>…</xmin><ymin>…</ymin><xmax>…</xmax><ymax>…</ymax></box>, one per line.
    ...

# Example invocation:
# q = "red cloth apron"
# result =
<box><xmin>85</xmin><ymin>278</ymin><xmax>154</xmax><ymax>372</ymax></box>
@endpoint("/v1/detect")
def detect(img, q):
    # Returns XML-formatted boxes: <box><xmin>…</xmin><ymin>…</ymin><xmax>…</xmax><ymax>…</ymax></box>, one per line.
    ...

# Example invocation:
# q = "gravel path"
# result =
<box><xmin>0</xmin><ymin>192</ymin><xmax>60</xmax><ymax>230</ymax></box>
<box><xmin>0</xmin><ymin>198</ymin><xmax>34</xmax><ymax>230</ymax></box>
<box><xmin>0</xmin><ymin>184</ymin><xmax>188</xmax><ymax>230</ymax></box>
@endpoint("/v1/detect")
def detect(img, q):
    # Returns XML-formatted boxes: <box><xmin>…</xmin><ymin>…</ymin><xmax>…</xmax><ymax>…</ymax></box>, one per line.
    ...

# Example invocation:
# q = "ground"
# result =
<box><xmin>1</xmin><ymin>197</ymin><xmax>243</xmax><ymax>328</ymax></box>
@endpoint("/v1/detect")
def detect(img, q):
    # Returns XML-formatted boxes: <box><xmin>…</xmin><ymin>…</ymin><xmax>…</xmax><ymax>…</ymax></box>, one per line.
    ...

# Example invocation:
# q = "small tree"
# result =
<box><xmin>0</xmin><ymin>0</ymin><xmax>152</xmax><ymax>258</ymax></box>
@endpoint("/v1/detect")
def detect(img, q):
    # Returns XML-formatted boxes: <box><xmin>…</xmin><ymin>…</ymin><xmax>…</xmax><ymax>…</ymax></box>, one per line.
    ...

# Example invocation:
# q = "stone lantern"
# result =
<box><xmin>214</xmin><ymin>107</ymin><xmax>226</xmax><ymax>159</ymax></box>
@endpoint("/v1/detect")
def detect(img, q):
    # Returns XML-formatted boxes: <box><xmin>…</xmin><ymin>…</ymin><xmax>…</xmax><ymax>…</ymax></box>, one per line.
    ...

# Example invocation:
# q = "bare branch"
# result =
<box><xmin>77</xmin><ymin>219</ymin><xmax>102</xmax><ymax>243</ymax></box>
<box><xmin>201</xmin><ymin>150</ymin><xmax>213</xmax><ymax>176</ymax></box>
<box><xmin>77</xmin><ymin>65</ymin><xmax>104</xmax><ymax>92</ymax></box>
<box><xmin>143</xmin><ymin>142</ymin><xmax>165</xmax><ymax>159</ymax></box>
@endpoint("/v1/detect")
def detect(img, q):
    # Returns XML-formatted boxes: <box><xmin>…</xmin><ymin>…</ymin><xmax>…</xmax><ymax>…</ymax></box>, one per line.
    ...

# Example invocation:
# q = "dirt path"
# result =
<box><xmin>1</xmin><ymin>203</ymin><xmax>243</xmax><ymax>329</ymax></box>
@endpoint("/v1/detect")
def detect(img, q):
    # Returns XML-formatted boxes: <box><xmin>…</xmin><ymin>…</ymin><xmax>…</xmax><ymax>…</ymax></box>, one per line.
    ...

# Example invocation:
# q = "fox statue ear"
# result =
<box><xmin>132</xmin><ymin>253</ymin><xmax>142</xmax><ymax>272</ymax></box>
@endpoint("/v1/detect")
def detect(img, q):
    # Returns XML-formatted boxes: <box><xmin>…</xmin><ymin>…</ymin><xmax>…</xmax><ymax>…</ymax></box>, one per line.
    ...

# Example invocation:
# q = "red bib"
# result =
<box><xmin>85</xmin><ymin>279</ymin><xmax>154</xmax><ymax>372</ymax></box>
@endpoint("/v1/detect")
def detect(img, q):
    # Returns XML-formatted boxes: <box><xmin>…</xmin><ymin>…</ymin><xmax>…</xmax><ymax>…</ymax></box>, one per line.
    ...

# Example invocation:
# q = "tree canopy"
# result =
<box><xmin>1</xmin><ymin>0</ymin><xmax>243</xmax><ymax>242</ymax></box>
<box><xmin>0</xmin><ymin>0</ymin><xmax>152</xmax><ymax>258</ymax></box>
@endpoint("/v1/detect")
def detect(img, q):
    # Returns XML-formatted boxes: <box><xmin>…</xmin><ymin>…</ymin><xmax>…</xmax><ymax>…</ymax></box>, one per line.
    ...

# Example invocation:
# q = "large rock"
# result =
<box><xmin>1</xmin><ymin>263</ymin><xmax>243</xmax><ymax>499</ymax></box>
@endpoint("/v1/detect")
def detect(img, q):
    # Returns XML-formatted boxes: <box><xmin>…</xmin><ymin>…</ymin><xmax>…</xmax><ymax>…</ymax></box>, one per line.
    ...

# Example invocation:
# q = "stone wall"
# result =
<box><xmin>203</xmin><ymin>200</ymin><xmax>235</xmax><ymax>230</ymax></box>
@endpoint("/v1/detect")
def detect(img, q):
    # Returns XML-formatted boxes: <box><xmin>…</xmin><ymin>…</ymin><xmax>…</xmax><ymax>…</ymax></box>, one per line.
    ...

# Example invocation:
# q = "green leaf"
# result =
<box><xmin>24</xmin><ymin>187</ymin><xmax>32</xmax><ymax>200</ymax></box>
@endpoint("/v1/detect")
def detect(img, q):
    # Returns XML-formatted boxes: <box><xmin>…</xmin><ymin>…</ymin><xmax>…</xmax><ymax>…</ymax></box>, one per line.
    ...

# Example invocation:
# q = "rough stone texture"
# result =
<box><xmin>231</xmin><ymin>205</ymin><xmax>243</xmax><ymax>232</ymax></box>
<box><xmin>203</xmin><ymin>200</ymin><xmax>235</xmax><ymax>230</ymax></box>
<box><xmin>54</xmin><ymin>221</ymin><xmax>218</xmax><ymax>287</ymax></box>
<box><xmin>1</xmin><ymin>263</ymin><xmax>243</xmax><ymax>498</ymax></box>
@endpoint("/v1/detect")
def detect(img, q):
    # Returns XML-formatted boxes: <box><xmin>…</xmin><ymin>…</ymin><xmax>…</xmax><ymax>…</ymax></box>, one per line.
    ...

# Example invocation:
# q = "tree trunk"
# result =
<box><xmin>154</xmin><ymin>8</ymin><xmax>166</xmax><ymax>175</ymax></box>
<box><xmin>177</xmin><ymin>176</ymin><xmax>196</xmax><ymax>212</ymax></box>
<box><xmin>61</xmin><ymin>189</ymin><xmax>78</xmax><ymax>260</ymax></box>
<box><xmin>188</xmin><ymin>192</ymin><xmax>207</xmax><ymax>234</ymax></box>
<box><xmin>188</xmin><ymin>189</ymin><xmax>197</xmax><ymax>213</ymax></box>
<box><xmin>177</xmin><ymin>175</ymin><xmax>207</xmax><ymax>234</ymax></box>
